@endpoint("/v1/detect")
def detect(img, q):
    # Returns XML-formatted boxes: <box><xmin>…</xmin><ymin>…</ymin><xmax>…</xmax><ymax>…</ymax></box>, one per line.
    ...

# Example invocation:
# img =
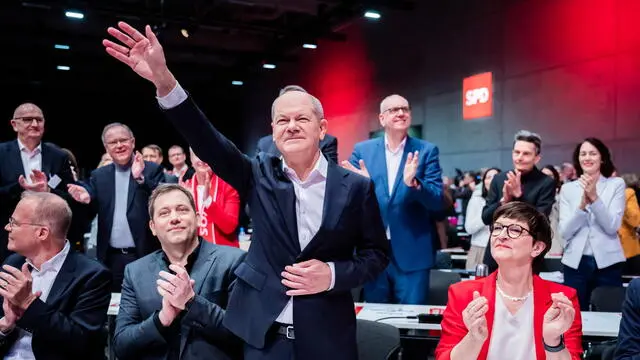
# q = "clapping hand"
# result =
<box><xmin>462</xmin><ymin>291</ymin><xmax>489</xmax><ymax>342</ymax></box>
<box><xmin>543</xmin><ymin>292</ymin><xmax>575</xmax><ymax>346</ymax></box>
<box><xmin>403</xmin><ymin>151</ymin><xmax>420</xmax><ymax>187</ymax></box>
<box><xmin>340</xmin><ymin>160</ymin><xmax>370</xmax><ymax>178</ymax></box>
<box><xmin>18</xmin><ymin>170</ymin><xmax>49</xmax><ymax>193</ymax></box>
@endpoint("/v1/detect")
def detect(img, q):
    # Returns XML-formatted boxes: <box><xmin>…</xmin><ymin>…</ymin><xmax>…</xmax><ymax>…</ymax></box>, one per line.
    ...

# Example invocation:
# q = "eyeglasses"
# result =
<box><xmin>14</xmin><ymin>116</ymin><xmax>44</xmax><ymax>124</ymax></box>
<box><xmin>382</xmin><ymin>106</ymin><xmax>411</xmax><ymax>115</ymax></box>
<box><xmin>105</xmin><ymin>138</ymin><xmax>132</xmax><ymax>148</ymax></box>
<box><xmin>7</xmin><ymin>217</ymin><xmax>45</xmax><ymax>230</ymax></box>
<box><xmin>490</xmin><ymin>222</ymin><xmax>532</xmax><ymax>239</ymax></box>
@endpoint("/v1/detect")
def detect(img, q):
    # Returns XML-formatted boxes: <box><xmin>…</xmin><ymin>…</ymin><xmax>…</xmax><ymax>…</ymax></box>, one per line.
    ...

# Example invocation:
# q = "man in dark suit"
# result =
<box><xmin>615</xmin><ymin>278</ymin><xmax>640</xmax><ymax>359</ymax></box>
<box><xmin>256</xmin><ymin>132</ymin><xmax>339</xmax><ymax>163</ymax></box>
<box><xmin>0</xmin><ymin>103</ymin><xmax>74</xmax><ymax>263</ymax></box>
<box><xmin>67</xmin><ymin>123</ymin><xmax>164</xmax><ymax>291</ymax></box>
<box><xmin>104</xmin><ymin>22</ymin><xmax>389</xmax><ymax>360</ymax></box>
<box><xmin>481</xmin><ymin>130</ymin><xmax>556</xmax><ymax>272</ymax></box>
<box><xmin>114</xmin><ymin>184</ymin><xmax>245</xmax><ymax>360</ymax></box>
<box><xmin>0</xmin><ymin>192</ymin><xmax>111</xmax><ymax>360</ymax></box>
<box><xmin>142</xmin><ymin>144</ymin><xmax>179</xmax><ymax>183</ymax></box>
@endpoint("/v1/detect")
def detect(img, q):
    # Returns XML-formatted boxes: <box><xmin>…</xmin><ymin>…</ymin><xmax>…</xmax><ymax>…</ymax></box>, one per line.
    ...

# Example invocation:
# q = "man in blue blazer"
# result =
<box><xmin>67</xmin><ymin>123</ymin><xmax>164</xmax><ymax>291</ymax></box>
<box><xmin>615</xmin><ymin>278</ymin><xmax>640</xmax><ymax>359</ymax></box>
<box><xmin>103</xmin><ymin>22</ymin><xmax>389</xmax><ymax>360</ymax></box>
<box><xmin>256</xmin><ymin>133</ymin><xmax>339</xmax><ymax>163</ymax></box>
<box><xmin>0</xmin><ymin>103</ymin><xmax>75</xmax><ymax>263</ymax></box>
<box><xmin>344</xmin><ymin>94</ymin><xmax>443</xmax><ymax>304</ymax></box>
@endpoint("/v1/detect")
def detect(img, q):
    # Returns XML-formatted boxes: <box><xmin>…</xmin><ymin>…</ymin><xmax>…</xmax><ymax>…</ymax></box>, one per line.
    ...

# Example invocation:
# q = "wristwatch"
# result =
<box><xmin>543</xmin><ymin>335</ymin><xmax>565</xmax><ymax>352</ymax></box>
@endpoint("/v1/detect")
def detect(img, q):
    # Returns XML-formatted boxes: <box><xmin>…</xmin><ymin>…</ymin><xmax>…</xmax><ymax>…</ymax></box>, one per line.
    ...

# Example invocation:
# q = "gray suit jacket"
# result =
<box><xmin>113</xmin><ymin>240</ymin><xmax>246</xmax><ymax>360</ymax></box>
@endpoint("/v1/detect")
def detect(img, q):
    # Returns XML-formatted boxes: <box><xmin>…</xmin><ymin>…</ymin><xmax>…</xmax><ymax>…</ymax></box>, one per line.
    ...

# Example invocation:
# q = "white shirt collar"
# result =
<box><xmin>27</xmin><ymin>241</ymin><xmax>70</xmax><ymax>273</ymax></box>
<box><xmin>384</xmin><ymin>134</ymin><xmax>407</xmax><ymax>154</ymax></box>
<box><xmin>17</xmin><ymin>138</ymin><xmax>42</xmax><ymax>154</ymax></box>
<box><xmin>282</xmin><ymin>151</ymin><xmax>328</xmax><ymax>182</ymax></box>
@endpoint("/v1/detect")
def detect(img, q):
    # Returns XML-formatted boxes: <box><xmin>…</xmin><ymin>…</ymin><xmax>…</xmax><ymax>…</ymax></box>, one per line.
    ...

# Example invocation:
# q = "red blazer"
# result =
<box><xmin>182</xmin><ymin>172</ymin><xmax>240</xmax><ymax>247</ymax></box>
<box><xmin>435</xmin><ymin>271</ymin><xmax>583</xmax><ymax>360</ymax></box>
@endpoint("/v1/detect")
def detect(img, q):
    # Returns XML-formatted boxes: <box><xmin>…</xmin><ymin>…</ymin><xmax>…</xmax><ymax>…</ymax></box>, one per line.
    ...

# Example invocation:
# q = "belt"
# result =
<box><xmin>272</xmin><ymin>323</ymin><xmax>295</xmax><ymax>340</ymax></box>
<box><xmin>108</xmin><ymin>247</ymin><xmax>136</xmax><ymax>255</ymax></box>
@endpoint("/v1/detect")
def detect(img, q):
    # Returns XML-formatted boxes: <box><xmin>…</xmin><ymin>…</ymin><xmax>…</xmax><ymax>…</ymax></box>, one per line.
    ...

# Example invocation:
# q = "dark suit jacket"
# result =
<box><xmin>80</xmin><ymin>161</ymin><xmax>164</xmax><ymax>263</ymax></box>
<box><xmin>113</xmin><ymin>240</ymin><xmax>246</xmax><ymax>360</ymax></box>
<box><xmin>615</xmin><ymin>278</ymin><xmax>640</xmax><ymax>359</ymax></box>
<box><xmin>0</xmin><ymin>250</ymin><xmax>112</xmax><ymax>360</ymax></box>
<box><xmin>256</xmin><ymin>133</ymin><xmax>339</xmax><ymax>163</ymax></box>
<box><xmin>161</xmin><ymin>96</ymin><xmax>389</xmax><ymax>360</ymax></box>
<box><xmin>0</xmin><ymin>140</ymin><xmax>74</xmax><ymax>262</ymax></box>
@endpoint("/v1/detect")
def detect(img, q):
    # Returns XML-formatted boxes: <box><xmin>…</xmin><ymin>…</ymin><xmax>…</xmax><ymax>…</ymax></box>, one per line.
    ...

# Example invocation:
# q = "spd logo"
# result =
<box><xmin>462</xmin><ymin>72</ymin><xmax>493</xmax><ymax>120</ymax></box>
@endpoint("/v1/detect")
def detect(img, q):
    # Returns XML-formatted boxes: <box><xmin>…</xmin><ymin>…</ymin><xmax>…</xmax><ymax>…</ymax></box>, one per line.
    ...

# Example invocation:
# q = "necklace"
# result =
<box><xmin>496</xmin><ymin>283</ymin><xmax>532</xmax><ymax>302</ymax></box>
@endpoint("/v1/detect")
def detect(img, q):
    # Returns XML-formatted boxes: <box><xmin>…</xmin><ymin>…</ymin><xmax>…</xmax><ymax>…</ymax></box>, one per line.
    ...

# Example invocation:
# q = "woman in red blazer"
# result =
<box><xmin>435</xmin><ymin>202</ymin><xmax>583</xmax><ymax>360</ymax></box>
<box><xmin>180</xmin><ymin>148</ymin><xmax>240</xmax><ymax>247</ymax></box>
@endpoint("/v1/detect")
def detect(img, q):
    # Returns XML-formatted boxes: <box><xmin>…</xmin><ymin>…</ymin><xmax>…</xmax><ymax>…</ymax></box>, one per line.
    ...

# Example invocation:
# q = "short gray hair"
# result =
<box><xmin>271</xmin><ymin>85</ymin><xmax>325</xmax><ymax>120</ymax></box>
<box><xmin>101</xmin><ymin>122</ymin><xmax>134</xmax><ymax>144</ymax></box>
<box><xmin>513</xmin><ymin>130</ymin><xmax>542</xmax><ymax>155</ymax></box>
<box><xmin>21</xmin><ymin>192</ymin><xmax>72</xmax><ymax>241</ymax></box>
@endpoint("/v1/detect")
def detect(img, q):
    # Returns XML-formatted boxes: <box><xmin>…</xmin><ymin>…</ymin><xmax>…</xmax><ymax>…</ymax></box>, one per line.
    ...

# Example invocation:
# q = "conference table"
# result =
<box><xmin>354</xmin><ymin>302</ymin><xmax>620</xmax><ymax>337</ymax></box>
<box><xmin>108</xmin><ymin>294</ymin><xmax>620</xmax><ymax>337</ymax></box>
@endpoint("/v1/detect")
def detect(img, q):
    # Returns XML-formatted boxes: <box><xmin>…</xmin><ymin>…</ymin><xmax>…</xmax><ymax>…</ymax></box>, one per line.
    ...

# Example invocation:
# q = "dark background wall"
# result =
<box><xmin>241</xmin><ymin>0</ymin><xmax>640</xmax><ymax>176</ymax></box>
<box><xmin>3</xmin><ymin>0</ymin><xmax>639</xmax><ymax>177</ymax></box>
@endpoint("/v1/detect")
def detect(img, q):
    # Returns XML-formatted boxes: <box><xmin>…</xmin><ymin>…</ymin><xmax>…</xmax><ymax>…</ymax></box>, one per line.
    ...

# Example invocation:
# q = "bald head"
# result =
<box><xmin>13</xmin><ymin>103</ymin><xmax>43</xmax><ymax>119</ymax></box>
<box><xmin>20</xmin><ymin>192</ymin><xmax>72</xmax><ymax>242</ymax></box>
<box><xmin>380</xmin><ymin>95</ymin><xmax>408</xmax><ymax>113</ymax></box>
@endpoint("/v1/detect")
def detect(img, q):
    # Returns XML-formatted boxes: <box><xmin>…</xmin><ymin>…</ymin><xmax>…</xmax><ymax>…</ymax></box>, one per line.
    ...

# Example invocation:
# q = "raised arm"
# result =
<box><xmin>102</xmin><ymin>21</ymin><xmax>253</xmax><ymax>198</ymax></box>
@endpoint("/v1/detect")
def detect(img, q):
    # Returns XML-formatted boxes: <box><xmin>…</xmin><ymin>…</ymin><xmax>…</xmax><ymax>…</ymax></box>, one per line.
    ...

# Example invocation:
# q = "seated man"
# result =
<box><xmin>113</xmin><ymin>184</ymin><xmax>246</xmax><ymax>360</ymax></box>
<box><xmin>0</xmin><ymin>192</ymin><xmax>112</xmax><ymax>360</ymax></box>
<box><xmin>615</xmin><ymin>278</ymin><xmax>640</xmax><ymax>359</ymax></box>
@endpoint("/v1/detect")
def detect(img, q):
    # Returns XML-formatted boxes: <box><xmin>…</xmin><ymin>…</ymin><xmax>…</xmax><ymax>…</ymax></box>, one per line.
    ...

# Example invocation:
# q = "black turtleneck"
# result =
<box><xmin>481</xmin><ymin>166</ymin><xmax>556</xmax><ymax>225</ymax></box>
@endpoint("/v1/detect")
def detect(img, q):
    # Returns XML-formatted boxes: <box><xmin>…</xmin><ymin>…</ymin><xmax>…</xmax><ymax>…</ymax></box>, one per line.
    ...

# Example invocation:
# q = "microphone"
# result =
<box><xmin>475</xmin><ymin>264</ymin><xmax>489</xmax><ymax>278</ymax></box>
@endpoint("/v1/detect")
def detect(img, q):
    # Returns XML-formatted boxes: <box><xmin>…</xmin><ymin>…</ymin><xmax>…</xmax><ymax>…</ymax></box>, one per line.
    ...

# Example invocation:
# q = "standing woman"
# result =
<box><xmin>181</xmin><ymin>148</ymin><xmax>241</xmax><ymax>247</ymax></box>
<box><xmin>465</xmin><ymin>167</ymin><xmax>501</xmax><ymax>269</ymax></box>
<box><xmin>559</xmin><ymin>138</ymin><xmax>626</xmax><ymax>310</ymax></box>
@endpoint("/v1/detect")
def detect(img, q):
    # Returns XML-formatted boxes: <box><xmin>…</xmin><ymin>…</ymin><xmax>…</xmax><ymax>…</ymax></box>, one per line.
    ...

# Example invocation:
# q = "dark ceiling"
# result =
<box><xmin>0</xmin><ymin>0</ymin><xmax>415</xmax><ymax>89</ymax></box>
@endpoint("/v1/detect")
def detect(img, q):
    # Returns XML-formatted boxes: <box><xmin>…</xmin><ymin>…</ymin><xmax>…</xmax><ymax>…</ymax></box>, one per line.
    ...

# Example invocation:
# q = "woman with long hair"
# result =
<box><xmin>465</xmin><ymin>167</ymin><xmax>501</xmax><ymax>269</ymax></box>
<box><xmin>559</xmin><ymin>138</ymin><xmax>625</xmax><ymax>310</ymax></box>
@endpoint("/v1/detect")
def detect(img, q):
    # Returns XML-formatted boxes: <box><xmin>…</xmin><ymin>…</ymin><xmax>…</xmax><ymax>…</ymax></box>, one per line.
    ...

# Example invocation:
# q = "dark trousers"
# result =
<box><xmin>106</xmin><ymin>248</ymin><xmax>138</xmax><ymax>292</ymax></box>
<box><xmin>244</xmin><ymin>328</ymin><xmax>295</xmax><ymax>360</ymax></box>
<box><xmin>364</xmin><ymin>255</ymin><xmax>431</xmax><ymax>304</ymax></box>
<box><xmin>563</xmin><ymin>255</ymin><xmax>623</xmax><ymax>310</ymax></box>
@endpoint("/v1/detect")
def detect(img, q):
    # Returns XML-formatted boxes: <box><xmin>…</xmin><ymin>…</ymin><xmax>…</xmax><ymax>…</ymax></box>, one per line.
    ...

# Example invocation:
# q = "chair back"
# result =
<box><xmin>356</xmin><ymin>319</ymin><xmax>401</xmax><ymax>360</ymax></box>
<box><xmin>429</xmin><ymin>270</ymin><xmax>462</xmax><ymax>306</ymax></box>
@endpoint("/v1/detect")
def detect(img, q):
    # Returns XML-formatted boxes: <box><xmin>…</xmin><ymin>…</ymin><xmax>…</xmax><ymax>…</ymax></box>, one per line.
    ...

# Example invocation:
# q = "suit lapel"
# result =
<box><xmin>533</xmin><ymin>275</ymin><xmax>552</xmax><ymax>360</ymax></box>
<box><xmin>389</xmin><ymin>137</ymin><xmax>412</xmax><ymax>203</ymax></box>
<box><xmin>105</xmin><ymin>165</ymin><xmax>116</xmax><ymax>230</ymax></box>
<box><xmin>126</xmin><ymin>171</ymin><xmax>137</xmax><ymax>210</ymax></box>
<box><xmin>46</xmin><ymin>251</ymin><xmax>77</xmax><ymax>305</ymax></box>
<box><xmin>300</xmin><ymin>162</ymin><xmax>350</xmax><ymax>258</ymax></box>
<box><xmin>478</xmin><ymin>272</ymin><xmax>497</xmax><ymax>360</ymax></box>
<box><xmin>41</xmin><ymin>143</ymin><xmax>52</xmax><ymax>177</ymax></box>
<box><xmin>180</xmin><ymin>242</ymin><xmax>215</xmax><ymax>357</ymax></box>
<box><xmin>9</xmin><ymin>140</ymin><xmax>24</xmax><ymax>178</ymax></box>
<box><xmin>271</xmin><ymin>158</ymin><xmax>301</xmax><ymax>253</ymax></box>
<box><xmin>374</xmin><ymin>139</ymin><xmax>390</xmax><ymax>198</ymax></box>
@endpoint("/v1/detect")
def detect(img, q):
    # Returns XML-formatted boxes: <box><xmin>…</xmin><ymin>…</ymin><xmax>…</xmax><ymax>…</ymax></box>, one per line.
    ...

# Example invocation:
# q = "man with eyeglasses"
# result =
<box><xmin>343</xmin><ymin>94</ymin><xmax>444</xmax><ymax>305</ymax></box>
<box><xmin>0</xmin><ymin>191</ymin><xmax>111</xmax><ymax>360</ymax></box>
<box><xmin>0</xmin><ymin>103</ymin><xmax>74</xmax><ymax>263</ymax></box>
<box><xmin>67</xmin><ymin>122</ymin><xmax>164</xmax><ymax>291</ymax></box>
<box><xmin>167</xmin><ymin>145</ymin><xmax>193</xmax><ymax>182</ymax></box>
